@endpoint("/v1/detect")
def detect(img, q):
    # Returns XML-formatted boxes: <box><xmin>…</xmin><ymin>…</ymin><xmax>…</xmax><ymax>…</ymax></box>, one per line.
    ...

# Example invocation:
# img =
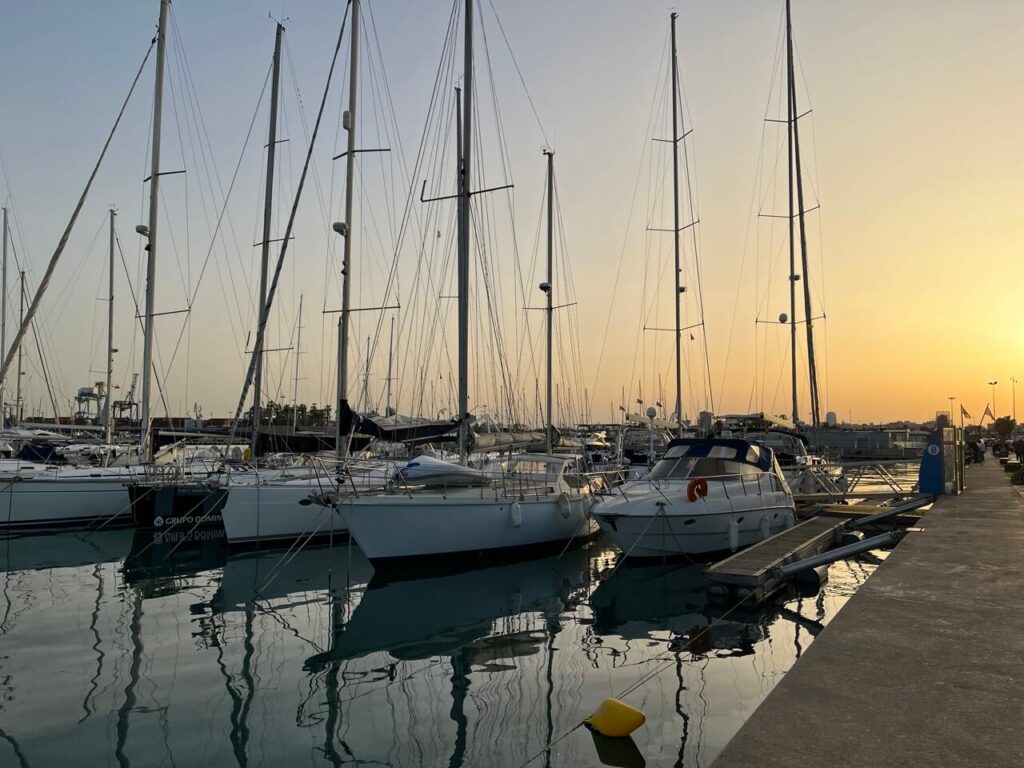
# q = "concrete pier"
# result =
<box><xmin>712</xmin><ymin>460</ymin><xmax>1024</xmax><ymax>767</ymax></box>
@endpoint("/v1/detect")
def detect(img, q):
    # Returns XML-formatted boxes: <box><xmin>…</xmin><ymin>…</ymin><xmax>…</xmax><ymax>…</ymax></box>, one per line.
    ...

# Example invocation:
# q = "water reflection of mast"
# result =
<box><xmin>448</xmin><ymin>648</ymin><xmax>469</xmax><ymax>768</ymax></box>
<box><xmin>114</xmin><ymin>587</ymin><xmax>143</xmax><ymax>768</ymax></box>
<box><xmin>212</xmin><ymin>603</ymin><xmax>256</xmax><ymax>768</ymax></box>
<box><xmin>674</xmin><ymin>655</ymin><xmax>691</xmax><ymax>767</ymax></box>
<box><xmin>79</xmin><ymin>562</ymin><xmax>107</xmax><ymax>723</ymax></box>
<box><xmin>542</xmin><ymin>617</ymin><xmax>561</xmax><ymax>768</ymax></box>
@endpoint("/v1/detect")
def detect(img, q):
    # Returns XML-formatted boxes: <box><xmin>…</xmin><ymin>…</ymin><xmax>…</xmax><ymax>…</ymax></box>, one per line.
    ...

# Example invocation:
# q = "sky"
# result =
<box><xmin>0</xmin><ymin>0</ymin><xmax>1022</xmax><ymax>427</ymax></box>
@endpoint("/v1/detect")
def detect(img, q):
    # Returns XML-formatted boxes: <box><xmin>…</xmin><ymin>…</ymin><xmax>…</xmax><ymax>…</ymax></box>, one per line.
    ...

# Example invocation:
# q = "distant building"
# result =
<box><xmin>826</xmin><ymin>411</ymin><xmax>838</xmax><ymax>427</ymax></box>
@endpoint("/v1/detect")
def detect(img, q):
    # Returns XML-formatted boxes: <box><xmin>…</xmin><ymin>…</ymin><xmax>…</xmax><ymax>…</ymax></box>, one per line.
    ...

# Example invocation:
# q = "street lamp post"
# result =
<box><xmin>1012</xmin><ymin>376</ymin><xmax>1018</xmax><ymax>423</ymax></box>
<box><xmin>988</xmin><ymin>380</ymin><xmax>998</xmax><ymax>419</ymax></box>
<box><xmin>947</xmin><ymin>395</ymin><xmax>956</xmax><ymax>426</ymax></box>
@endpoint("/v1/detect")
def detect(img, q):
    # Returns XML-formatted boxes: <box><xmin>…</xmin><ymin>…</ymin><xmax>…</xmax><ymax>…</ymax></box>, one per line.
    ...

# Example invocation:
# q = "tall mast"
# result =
<box><xmin>292</xmin><ymin>293</ymin><xmax>303</xmax><ymax>434</ymax></box>
<box><xmin>385</xmin><ymin>315</ymin><xmax>394</xmax><ymax>418</ymax></box>
<box><xmin>457</xmin><ymin>0</ymin><xmax>474</xmax><ymax>464</ymax></box>
<box><xmin>543</xmin><ymin>150</ymin><xmax>554</xmax><ymax>454</ymax></box>
<box><xmin>104</xmin><ymin>208</ymin><xmax>116</xmax><ymax>446</ymax></box>
<box><xmin>139</xmin><ymin>0</ymin><xmax>169</xmax><ymax>462</ymax></box>
<box><xmin>15</xmin><ymin>271</ymin><xmax>24</xmax><ymax>423</ymax></box>
<box><xmin>252</xmin><ymin>22</ymin><xmax>284</xmax><ymax>457</ymax></box>
<box><xmin>785</xmin><ymin>0</ymin><xmax>799</xmax><ymax>425</ymax></box>
<box><xmin>336</xmin><ymin>0</ymin><xmax>360</xmax><ymax>461</ymax></box>
<box><xmin>363</xmin><ymin>336</ymin><xmax>370</xmax><ymax>412</ymax></box>
<box><xmin>670</xmin><ymin>12</ymin><xmax>684</xmax><ymax>436</ymax></box>
<box><xmin>0</xmin><ymin>207</ymin><xmax>7</xmax><ymax>422</ymax></box>
<box><xmin>787</xmin><ymin>2</ymin><xmax>820</xmax><ymax>429</ymax></box>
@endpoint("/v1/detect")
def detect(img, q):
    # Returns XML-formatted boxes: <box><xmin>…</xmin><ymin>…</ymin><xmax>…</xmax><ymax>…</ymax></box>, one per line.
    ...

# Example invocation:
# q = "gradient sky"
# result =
<box><xmin>1</xmin><ymin>1</ymin><xmax>1022</xmax><ymax>426</ymax></box>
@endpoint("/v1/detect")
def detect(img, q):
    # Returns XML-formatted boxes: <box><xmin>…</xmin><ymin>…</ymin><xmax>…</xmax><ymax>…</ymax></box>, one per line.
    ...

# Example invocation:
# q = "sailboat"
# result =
<box><xmin>0</xmin><ymin>0</ymin><xmax>179</xmax><ymax>531</ymax></box>
<box><xmin>341</xmin><ymin>0</ymin><xmax>595</xmax><ymax>565</ymax></box>
<box><xmin>592</xmin><ymin>12</ymin><xmax>796</xmax><ymax>558</ymax></box>
<box><xmin>219</xmin><ymin>5</ymin><xmax>367</xmax><ymax>548</ymax></box>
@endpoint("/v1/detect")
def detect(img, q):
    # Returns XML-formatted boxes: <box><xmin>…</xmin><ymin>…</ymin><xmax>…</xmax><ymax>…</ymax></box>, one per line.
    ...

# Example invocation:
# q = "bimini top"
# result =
<box><xmin>662</xmin><ymin>438</ymin><xmax>774</xmax><ymax>472</ymax></box>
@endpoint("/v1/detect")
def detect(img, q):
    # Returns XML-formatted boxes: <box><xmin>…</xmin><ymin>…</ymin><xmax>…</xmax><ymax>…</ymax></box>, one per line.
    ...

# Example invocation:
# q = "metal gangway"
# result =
<box><xmin>791</xmin><ymin>459</ymin><xmax>920</xmax><ymax>504</ymax></box>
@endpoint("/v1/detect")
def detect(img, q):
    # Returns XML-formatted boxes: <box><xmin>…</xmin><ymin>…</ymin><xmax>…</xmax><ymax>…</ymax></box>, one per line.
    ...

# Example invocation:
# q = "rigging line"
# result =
<box><xmin>598</xmin><ymin>27</ymin><xmax>670</xmax><ymax>410</ymax></box>
<box><xmin>485</xmin><ymin>0</ymin><xmax>549</xmax><ymax>148</ymax></box>
<box><xmin>113</xmin><ymin>230</ymin><xmax>174</xmax><ymax>423</ymax></box>
<box><xmin>0</xmin><ymin>36</ymin><xmax>155</xmax><ymax>393</ymax></box>
<box><xmin>378</xmin><ymin>0</ymin><xmax>462</xmax><ymax>412</ymax></box>
<box><xmin>187</xmin><ymin>61</ymin><xmax>271</xmax><ymax>336</ymax></box>
<box><xmin>161</xmin><ymin>32</ymin><xmax>193</xmax><ymax>302</ymax></box>
<box><xmin>173</xmin><ymin>7</ymin><xmax>250</xmax><ymax>271</ymax></box>
<box><xmin>229</xmin><ymin>1</ymin><xmax>350</xmax><ymax>439</ymax></box>
<box><xmin>26</xmin><ymin>287</ymin><xmax>61</xmax><ymax>424</ymax></box>
<box><xmin>171</xmin><ymin>10</ymin><xmax>257</xmax><ymax>349</ymax></box>
<box><xmin>673</xmin><ymin>63</ymin><xmax>714</xmax><ymax>415</ymax></box>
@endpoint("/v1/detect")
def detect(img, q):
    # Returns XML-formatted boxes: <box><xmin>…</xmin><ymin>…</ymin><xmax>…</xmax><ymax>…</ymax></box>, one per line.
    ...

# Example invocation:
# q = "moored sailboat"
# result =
<box><xmin>343</xmin><ymin>0</ymin><xmax>596</xmax><ymax>565</ymax></box>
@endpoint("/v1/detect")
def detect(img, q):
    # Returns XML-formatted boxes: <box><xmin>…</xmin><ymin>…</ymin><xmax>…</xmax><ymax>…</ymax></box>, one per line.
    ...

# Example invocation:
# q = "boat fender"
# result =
<box><xmin>585</xmin><ymin>697</ymin><xmax>646</xmax><ymax>738</ymax></box>
<box><xmin>686</xmin><ymin>477</ymin><xmax>709</xmax><ymax>503</ymax></box>
<box><xmin>556</xmin><ymin>493</ymin><xmax>571</xmax><ymax>519</ymax></box>
<box><xmin>783</xmin><ymin>508</ymin><xmax>795</xmax><ymax>528</ymax></box>
<box><xmin>728</xmin><ymin>518</ymin><xmax>739</xmax><ymax>552</ymax></box>
<box><xmin>760</xmin><ymin>513</ymin><xmax>770</xmax><ymax>540</ymax></box>
<box><xmin>510</xmin><ymin>501</ymin><xmax>523</xmax><ymax>528</ymax></box>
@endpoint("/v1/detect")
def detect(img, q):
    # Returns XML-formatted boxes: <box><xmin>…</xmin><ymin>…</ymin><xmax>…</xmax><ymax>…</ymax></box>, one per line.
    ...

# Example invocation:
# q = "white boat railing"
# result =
<box><xmin>609</xmin><ymin>471</ymin><xmax>788</xmax><ymax>503</ymax></box>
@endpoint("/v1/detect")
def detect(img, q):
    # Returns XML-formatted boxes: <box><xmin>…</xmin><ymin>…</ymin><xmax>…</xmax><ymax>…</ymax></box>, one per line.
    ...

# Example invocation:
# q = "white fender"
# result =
<box><xmin>783</xmin><ymin>507</ymin><xmax>795</xmax><ymax>528</ymax></box>
<box><xmin>728</xmin><ymin>518</ymin><xmax>739</xmax><ymax>552</ymax></box>
<box><xmin>556</xmin><ymin>493</ymin><xmax>571</xmax><ymax>519</ymax></box>
<box><xmin>510</xmin><ymin>502</ymin><xmax>523</xmax><ymax>528</ymax></box>
<box><xmin>760</xmin><ymin>513</ymin><xmax>770</xmax><ymax>540</ymax></box>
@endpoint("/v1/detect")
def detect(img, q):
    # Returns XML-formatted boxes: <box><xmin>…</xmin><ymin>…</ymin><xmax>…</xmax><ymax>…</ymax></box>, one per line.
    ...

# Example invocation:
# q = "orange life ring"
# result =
<box><xmin>686</xmin><ymin>477</ymin><xmax>709</xmax><ymax>503</ymax></box>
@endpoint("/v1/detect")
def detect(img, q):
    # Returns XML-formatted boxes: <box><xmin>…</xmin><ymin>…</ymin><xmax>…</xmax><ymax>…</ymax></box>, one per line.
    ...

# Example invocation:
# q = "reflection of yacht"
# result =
<box><xmin>590</xmin><ymin>560</ymin><xmax>765</xmax><ymax>655</ymax></box>
<box><xmin>121</xmin><ymin>527</ymin><xmax>227</xmax><ymax>591</ymax></box>
<box><xmin>0</xmin><ymin>528</ymin><xmax>134</xmax><ymax>573</ymax></box>
<box><xmin>312</xmin><ymin>546</ymin><xmax>592</xmax><ymax>665</ymax></box>
<box><xmin>592</xmin><ymin>438</ymin><xmax>795</xmax><ymax>558</ymax></box>
<box><xmin>213</xmin><ymin>543</ymin><xmax>374</xmax><ymax>613</ymax></box>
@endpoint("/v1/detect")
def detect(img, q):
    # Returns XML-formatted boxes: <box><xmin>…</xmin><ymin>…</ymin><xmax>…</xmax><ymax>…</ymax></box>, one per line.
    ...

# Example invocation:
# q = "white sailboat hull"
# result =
<box><xmin>592</xmin><ymin>479</ymin><xmax>794</xmax><ymax>558</ymax></box>
<box><xmin>221</xmin><ymin>478</ymin><xmax>348</xmax><ymax>546</ymax></box>
<box><xmin>343</xmin><ymin>490</ymin><xmax>595</xmax><ymax>563</ymax></box>
<box><xmin>0</xmin><ymin>469</ymin><xmax>137</xmax><ymax>529</ymax></box>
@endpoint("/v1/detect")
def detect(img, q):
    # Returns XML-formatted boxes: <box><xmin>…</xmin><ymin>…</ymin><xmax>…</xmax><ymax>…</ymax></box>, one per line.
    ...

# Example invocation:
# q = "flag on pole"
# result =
<box><xmin>961</xmin><ymin>404</ymin><xmax>972</xmax><ymax>420</ymax></box>
<box><xmin>983</xmin><ymin>403</ymin><xmax>996</xmax><ymax>422</ymax></box>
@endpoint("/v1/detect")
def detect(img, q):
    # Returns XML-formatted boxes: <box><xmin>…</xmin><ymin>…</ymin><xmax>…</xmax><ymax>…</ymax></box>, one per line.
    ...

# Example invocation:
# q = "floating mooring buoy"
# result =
<box><xmin>585</xmin><ymin>698</ymin><xmax>646</xmax><ymax>738</ymax></box>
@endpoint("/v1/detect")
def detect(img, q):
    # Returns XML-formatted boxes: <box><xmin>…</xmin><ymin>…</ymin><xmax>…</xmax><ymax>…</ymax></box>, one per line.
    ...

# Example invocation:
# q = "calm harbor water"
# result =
<box><xmin>0</xmin><ymin>525</ymin><xmax>886</xmax><ymax>767</ymax></box>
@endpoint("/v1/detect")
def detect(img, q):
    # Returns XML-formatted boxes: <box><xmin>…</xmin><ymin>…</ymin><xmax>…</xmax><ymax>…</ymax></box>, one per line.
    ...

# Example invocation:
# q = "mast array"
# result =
<box><xmin>785</xmin><ymin>0</ymin><xmax>821</xmax><ymax>429</ymax></box>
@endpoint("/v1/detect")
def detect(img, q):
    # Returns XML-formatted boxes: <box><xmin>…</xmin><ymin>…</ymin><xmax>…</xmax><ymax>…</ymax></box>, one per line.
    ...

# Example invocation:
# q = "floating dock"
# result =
<box><xmin>705</xmin><ymin>517</ymin><xmax>846</xmax><ymax>602</ymax></box>
<box><xmin>710</xmin><ymin>461</ymin><xmax>1024</xmax><ymax>767</ymax></box>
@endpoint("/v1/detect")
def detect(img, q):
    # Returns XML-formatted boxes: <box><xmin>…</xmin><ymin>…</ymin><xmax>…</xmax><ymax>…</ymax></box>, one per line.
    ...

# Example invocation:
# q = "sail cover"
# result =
<box><xmin>339</xmin><ymin>401</ymin><xmax>464</xmax><ymax>445</ymax></box>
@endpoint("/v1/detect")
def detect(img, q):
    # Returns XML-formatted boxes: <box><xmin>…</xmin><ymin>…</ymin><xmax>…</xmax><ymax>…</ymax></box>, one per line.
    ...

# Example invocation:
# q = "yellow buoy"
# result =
<box><xmin>585</xmin><ymin>698</ymin><xmax>646</xmax><ymax>738</ymax></box>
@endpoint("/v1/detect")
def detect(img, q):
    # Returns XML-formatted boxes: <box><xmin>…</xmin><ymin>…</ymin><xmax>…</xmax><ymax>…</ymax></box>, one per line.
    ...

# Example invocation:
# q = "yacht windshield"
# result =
<box><xmin>647</xmin><ymin>447</ymin><xmax>763</xmax><ymax>480</ymax></box>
